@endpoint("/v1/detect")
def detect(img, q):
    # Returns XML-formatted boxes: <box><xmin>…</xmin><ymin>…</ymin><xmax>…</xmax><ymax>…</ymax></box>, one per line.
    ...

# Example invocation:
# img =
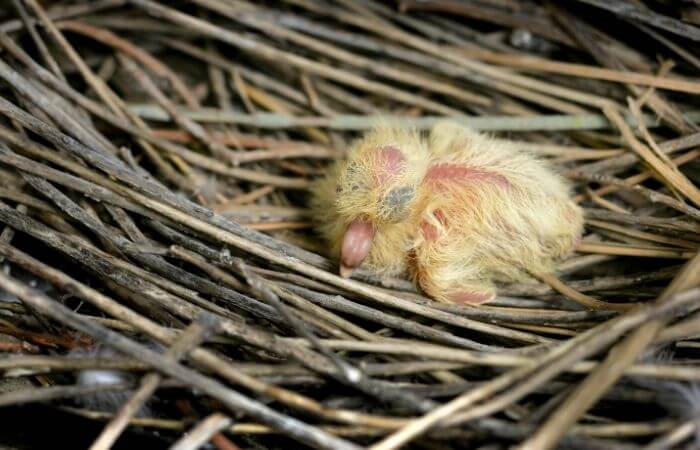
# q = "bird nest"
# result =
<box><xmin>0</xmin><ymin>1</ymin><xmax>699</xmax><ymax>449</ymax></box>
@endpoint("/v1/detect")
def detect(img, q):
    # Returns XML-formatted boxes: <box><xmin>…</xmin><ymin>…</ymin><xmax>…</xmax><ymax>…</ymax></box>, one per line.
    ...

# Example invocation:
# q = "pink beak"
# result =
<box><xmin>339</xmin><ymin>219</ymin><xmax>375</xmax><ymax>278</ymax></box>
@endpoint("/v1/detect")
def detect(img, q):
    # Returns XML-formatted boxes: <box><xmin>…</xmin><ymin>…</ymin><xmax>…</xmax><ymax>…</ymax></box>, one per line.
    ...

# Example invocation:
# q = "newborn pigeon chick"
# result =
<box><xmin>310</xmin><ymin>122</ymin><xmax>583</xmax><ymax>305</ymax></box>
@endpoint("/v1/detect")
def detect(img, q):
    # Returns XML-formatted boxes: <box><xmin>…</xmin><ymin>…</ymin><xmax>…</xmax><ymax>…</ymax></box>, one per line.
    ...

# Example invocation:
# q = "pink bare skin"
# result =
<box><xmin>423</xmin><ymin>163</ymin><xmax>511</xmax><ymax>192</ymax></box>
<box><xmin>373</xmin><ymin>145</ymin><xmax>404</xmax><ymax>184</ymax></box>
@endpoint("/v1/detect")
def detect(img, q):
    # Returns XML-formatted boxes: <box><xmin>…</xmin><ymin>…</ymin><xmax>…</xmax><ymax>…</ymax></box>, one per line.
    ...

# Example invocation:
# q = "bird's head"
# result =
<box><xmin>332</xmin><ymin>125</ymin><xmax>429</xmax><ymax>277</ymax></box>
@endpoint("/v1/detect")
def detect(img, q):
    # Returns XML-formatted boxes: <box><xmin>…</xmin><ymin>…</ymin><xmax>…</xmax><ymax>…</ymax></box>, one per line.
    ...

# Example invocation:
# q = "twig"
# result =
<box><xmin>572</xmin><ymin>0</ymin><xmax>700</xmax><ymax>41</ymax></box>
<box><xmin>89</xmin><ymin>313</ymin><xmax>223</xmax><ymax>450</ymax></box>
<box><xmin>170</xmin><ymin>413</ymin><xmax>234</xmax><ymax>450</ymax></box>
<box><xmin>126</xmin><ymin>104</ymin><xmax>700</xmax><ymax>131</ymax></box>
<box><xmin>0</xmin><ymin>271</ymin><xmax>362</xmax><ymax>450</ymax></box>
<box><xmin>519</xmin><ymin>253</ymin><xmax>700</xmax><ymax>450</ymax></box>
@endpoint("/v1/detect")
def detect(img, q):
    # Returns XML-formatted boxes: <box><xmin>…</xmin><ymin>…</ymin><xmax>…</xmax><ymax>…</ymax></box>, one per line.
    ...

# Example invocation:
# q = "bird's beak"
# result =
<box><xmin>339</xmin><ymin>219</ymin><xmax>375</xmax><ymax>278</ymax></box>
<box><xmin>339</xmin><ymin>264</ymin><xmax>355</xmax><ymax>279</ymax></box>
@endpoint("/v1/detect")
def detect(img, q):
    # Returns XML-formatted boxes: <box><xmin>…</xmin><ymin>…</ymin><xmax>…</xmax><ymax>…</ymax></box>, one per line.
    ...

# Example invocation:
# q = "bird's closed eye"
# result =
<box><xmin>380</xmin><ymin>185</ymin><xmax>415</xmax><ymax>222</ymax></box>
<box><xmin>384</xmin><ymin>185</ymin><xmax>414</xmax><ymax>207</ymax></box>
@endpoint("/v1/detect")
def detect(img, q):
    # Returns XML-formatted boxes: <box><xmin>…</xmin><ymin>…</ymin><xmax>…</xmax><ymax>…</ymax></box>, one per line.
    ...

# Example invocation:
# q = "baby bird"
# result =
<box><xmin>310</xmin><ymin>121</ymin><xmax>583</xmax><ymax>305</ymax></box>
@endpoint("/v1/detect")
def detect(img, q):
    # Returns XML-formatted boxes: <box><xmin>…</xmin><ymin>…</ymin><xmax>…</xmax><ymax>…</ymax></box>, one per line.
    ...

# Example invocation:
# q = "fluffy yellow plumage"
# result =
<box><xmin>309</xmin><ymin>121</ymin><xmax>584</xmax><ymax>304</ymax></box>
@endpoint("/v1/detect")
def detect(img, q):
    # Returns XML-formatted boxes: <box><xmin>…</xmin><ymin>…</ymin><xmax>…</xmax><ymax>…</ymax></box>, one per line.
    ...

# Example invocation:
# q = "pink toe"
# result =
<box><xmin>449</xmin><ymin>291</ymin><xmax>496</xmax><ymax>305</ymax></box>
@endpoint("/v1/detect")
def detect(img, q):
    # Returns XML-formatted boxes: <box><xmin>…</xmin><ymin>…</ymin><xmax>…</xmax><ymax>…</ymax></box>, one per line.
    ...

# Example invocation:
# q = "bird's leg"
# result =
<box><xmin>413</xmin><ymin>258</ymin><xmax>496</xmax><ymax>305</ymax></box>
<box><xmin>444</xmin><ymin>284</ymin><xmax>496</xmax><ymax>305</ymax></box>
<box><xmin>410</xmin><ymin>237</ymin><xmax>497</xmax><ymax>305</ymax></box>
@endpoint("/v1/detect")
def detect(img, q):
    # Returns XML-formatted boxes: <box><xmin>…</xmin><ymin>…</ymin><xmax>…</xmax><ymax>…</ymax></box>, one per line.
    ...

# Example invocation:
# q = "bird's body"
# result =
<box><xmin>310</xmin><ymin>121</ymin><xmax>583</xmax><ymax>304</ymax></box>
